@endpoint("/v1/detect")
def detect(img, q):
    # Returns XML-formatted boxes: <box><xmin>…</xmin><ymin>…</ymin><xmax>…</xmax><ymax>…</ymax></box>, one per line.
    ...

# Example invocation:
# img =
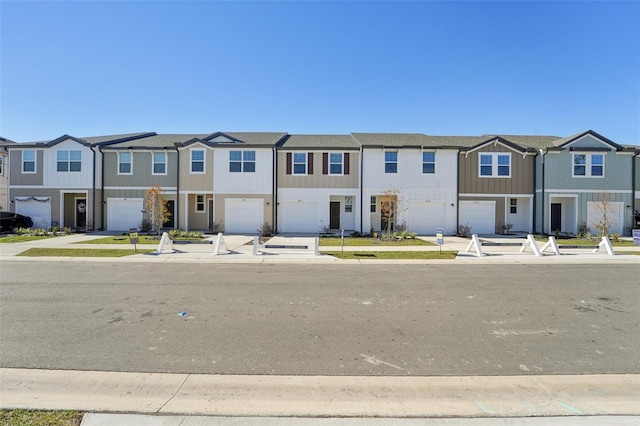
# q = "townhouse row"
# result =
<box><xmin>1</xmin><ymin>130</ymin><xmax>639</xmax><ymax>236</ymax></box>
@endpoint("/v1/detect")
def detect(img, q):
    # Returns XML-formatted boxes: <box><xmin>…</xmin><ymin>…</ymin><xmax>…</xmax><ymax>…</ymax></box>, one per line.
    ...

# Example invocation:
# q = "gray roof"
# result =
<box><xmin>218</xmin><ymin>132</ymin><xmax>288</xmax><ymax>146</ymax></box>
<box><xmin>351</xmin><ymin>133</ymin><xmax>434</xmax><ymax>147</ymax></box>
<box><xmin>101</xmin><ymin>134</ymin><xmax>207</xmax><ymax>149</ymax></box>
<box><xmin>0</xmin><ymin>137</ymin><xmax>17</xmax><ymax>147</ymax></box>
<box><xmin>281</xmin><ymin>134</ymin><xmax>360</xmax><ymax>149</ymax></box>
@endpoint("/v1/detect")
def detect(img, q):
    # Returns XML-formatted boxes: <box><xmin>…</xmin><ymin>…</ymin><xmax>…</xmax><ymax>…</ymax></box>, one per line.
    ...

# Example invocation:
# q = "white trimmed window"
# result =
<box><xmin>118</xmin><ymin>152</ymin><xmax>132</xmax><ymax>175</ymax></box>
<box><xmin>22</xmin><ymin>150</ymin><xmax>36</xmax><ymax>173</ymax></box>
<box><xmin>229</xmin><ymin>150</ymin><xmax>256</xmax><ymax>173</ymax></box>
<box><xmin>196</xmin><ymin>195</ymin><xmax>205</xmax><ymax>212</ymax></box>
<box><xmin>153</xmin><ymin>152</ymin><xmax>167</xmax><ymax>175</ymax></box>
<box><xmin>510</xmin><ymin>198</ymin><xmax>517</xmax><ymax>214</ymax></box>
<box><xmin>191</xmin><ymin>149</ymin><xmax>205</xmax><ymax>173</ymax></box>
<box><xmin>479</xmin><ymin>153</ymin><xmax>511</xmax><ymax>177</ymax></box>
<box><xmin>422</xmin><ymin>151</ymin><xmax>435</xmax><ymax>174</ymax></box>
<box><xmin>573</xmin><ymin>153</ymin><xmax>604</xmax><ymax>177</ymax></box>
<box><xmin>293</xmin><ymin>153</ymin><xmax>307</xmax><ymax>174</ymax></box>
<box><xmin>329</xmin><ymin>153</ymin><xmax>343</xmax><ymax>175</ymax></box>
<box><xmin>370</xmin><ymin>196</ymin><xmax>377</xmax><ymax>213</ymax></box>
<box><xmin>385</xmin><ymin>151</ymin><xmax>398</xmax><ymax>173</ymax></box>
<box><xmin>57</xmin><ymin>150</ymin><xmax>81</xmax><ymax>172</ymax></box>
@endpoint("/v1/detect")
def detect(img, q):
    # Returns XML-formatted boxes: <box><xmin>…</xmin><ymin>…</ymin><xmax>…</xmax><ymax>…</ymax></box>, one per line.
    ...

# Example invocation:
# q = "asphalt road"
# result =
<box><xmin>1</xmin><ymin>261</ymin><xmax>638</xmax><ymax>376</ymax></box>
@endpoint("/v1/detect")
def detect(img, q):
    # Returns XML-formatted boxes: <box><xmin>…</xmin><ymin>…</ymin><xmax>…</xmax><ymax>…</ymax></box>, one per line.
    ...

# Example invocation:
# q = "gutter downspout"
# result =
<box><xmin>99</xmin><ymin>146</ymin><xmax>105</xmax><ymax>230</ymax></box>
<box><xmin>273</xmin><ymin>146</ymin><xmax>277</xmax><ymax>233</ymax></box>
<box><xmin>633</xmin><ymin>151</ymin><xmax>638</xmax><ymax>229</ymax></box>
<box><xmin>90</xmin><ymin>145</ymin><xmax>97</xmax><ymax>231</ymax></box>
<box><xmin>456</xmin><ymin>150</ymin><xmax>460</xmax><ymax>234</ymax></box>
<box><xmin>532</xmin><ymin>150</ymin><xmax>537</xmax><ymax>234</ymax></box>
<box><xmin>359</xmin><ymin>145</ymin><xmax>364</xmax><ymax>234</ymax></box>
<box><xmin>175</xmin><ymin>147</ymin><xmax>180</xmax><ymax>229</ymax></box>
<box><xmin>539</xmin><ymin>149</ymin><xmax>546</xmax><ymax>235</ymax></box>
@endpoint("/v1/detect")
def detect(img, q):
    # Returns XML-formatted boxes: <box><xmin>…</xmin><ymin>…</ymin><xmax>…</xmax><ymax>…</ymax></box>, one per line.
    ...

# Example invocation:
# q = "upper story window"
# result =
<box><xmin>229</xmin><ymin>150</ymin><xmax>255</xmax><ymax>173</ymax></box>
<box><xmin>57</xmin><ymin>150</ymin><xmax>81</xmax><ymax>172</ymax></box>
<box><xmin>153</xmin><ymin>152</ymin><xmax>166</xmax><ymax>175</ymax></box>
<box><xmin>118</xmin><ymin>152</ymin><xmax>132</xmax><ymax>175</ymax></box>
<box><xmin>479</xmin><ymin>153</ymin><xmax>511</xmax><ymax>177</ymax></box>
<box><xmin>573</xmin><ymin>153</ymin><xmax>604</xmax><ymax>177</ymax></box>
<box><xmin>422</xmin><ymin>152</ymin><xmax>435</xmax><ymax>174</ymax></box>
<box><xmin>22</xmin><ymin>150</ymin><xmax>36</xmax><ymax>173</ymax></box>
<box><xmin>329</xmin><ymin>153</ymin><xmax>343</xmax><ymax>175</ymax></box>
<box><xmin>191</xmin><ymin>149</ymin><xmax>205</xmax><ymax>173</ymax></box>
<box><xmin>293</xmin><ymin>153</ymin><xmax>307</xmax><ymax>174</ymax></box>
<box><xmin>385</xmin><ymin>151</ymin><xmax>398</xmax><ymax>173</ymax></box>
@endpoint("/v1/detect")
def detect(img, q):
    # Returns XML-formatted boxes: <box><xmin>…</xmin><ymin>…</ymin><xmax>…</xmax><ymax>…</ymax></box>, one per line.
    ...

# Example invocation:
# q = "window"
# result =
<box><xmin>573</xmin><ymin>153</ymin><xmax>604</xmax><ymax>177</ymax></box>
<box><xmin>118</xmin><ymin>152</ymin><xmax>132</xmax><ymax>174</ymax></box>
<box><xmin>57</xmin><ymin>150</ymin><xmax>81</xmax><ymax>172</ymax></box>
<box><xmin>510</xmin><ymin>198</ymin><xmax>517</xmax><ymax>214</ymax></box>
<box><xmin>191</xmin><ymin>149</ymin><xmax>205</xmax><ymax>173</ymax></box>
<box><xmin>345</xmin><ymin>196</ymin><xmax>353</xmax><ymax>213</ymax></box>
<box><xmin>196</xmin><ymin>195</ymin><xmax>205</xmax><ymax>212</ymax></box>
<box><xmin>385</xmin><ymin>151</ymin><xmax>397</xmax><ymax>173</ymax></box>
<box><xmin>22</xmin><ymin>150</ymin><xmax>36</xmax><ymax>173</ymax></box>
<box><xmin>153</xmin><ymin>152</ymin><xmax>166</xmax><ymax>175</ymax></box>
<box><xmin>0</xmin><ymin>156</ymin><xmax>3</xmax><ymax>175</ymax></box>
<box><xmin>329</xmin><ymin>153</ymin><xmax>343</xmax><ymax>174</ymax></box>
<box><xmin>293</xmin><ymin>153</ymin><xmax>307</xmax><ymax>174</ymax></box>
<box><xmin>422</xmin><ymin>152</ymin><xmax>435</xmax><ymax>173</ymax></box>
<box><xmin>229</xmin><ymin>150</ymin><xmax>256</xmax><ymax>173</ymax></box>
<box><xmin>479</xmin><ymin>153</ymin><xmax>510</xmax><ymax>177</ymax></box>
<box><xmin>370</xmin><ymin>196</ymin><xmax>377</xmax><ymax>213</ymax></box>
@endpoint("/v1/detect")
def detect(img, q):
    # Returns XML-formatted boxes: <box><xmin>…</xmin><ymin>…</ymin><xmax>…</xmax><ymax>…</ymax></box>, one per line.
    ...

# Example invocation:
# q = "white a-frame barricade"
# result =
<box><xmin>213</xmin><ymin>232</ymin><xmax>231</xmax><ymax>255</ymax></box>
<box><xmin>519</xmin><ymin>234</ymin><xmax>544</xmax><ymax>257</ymax></box>
<box><xmin>594</xmin><ymin>236</ymin><xmax>616</xmax><ymax>256</ymax></box>
<box><xmin>464</xmin><ymin>234</ymin><xmax>484</xmax><ymax>257</ymax></box>
<box><xmin>154</xmin><ymin>232</ymin><xmax>175</xmax><ymax>254</ymax></box>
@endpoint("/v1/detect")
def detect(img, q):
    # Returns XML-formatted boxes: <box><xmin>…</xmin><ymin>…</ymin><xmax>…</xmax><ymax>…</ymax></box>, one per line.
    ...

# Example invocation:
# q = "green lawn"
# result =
<box><xmin>326</xmin><ymin>250</ymin><xmax>457</xmax><ymax>260</ymax></box>
<box><xmin>77</xmin><ymin>235</ymin><xmax>161</xmax><ymax>244</ymax></box>
<box><xmin>319</xmin><ymin>237</ymin><xmax>433</xmax><ymax>246</ymax></box>
<box><xmin>17</xmin><ymin>248</ymin><xmax>154</xmax><ymax>257</ymax></box>
<box><xmin>535</xmin><ymin>237</ymin><xmax>636</xmax><ymax>247</ymax></box>
<box><xmin>0</xmin><ymin>409</ymin><xmax>83</xmax><ymax>426</ymax></box>
<box><xmin>0</xmin><ymin>235</ymin><xmax>56</xmax><ymax>243</ymax></box>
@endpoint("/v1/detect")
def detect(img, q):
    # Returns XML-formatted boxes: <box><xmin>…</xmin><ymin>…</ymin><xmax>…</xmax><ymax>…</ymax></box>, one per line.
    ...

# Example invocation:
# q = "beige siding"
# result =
<box><xmin>10</xmin><ymin>150</ymin><xmax>43</xmax><ymax>185</ymax></box>
<box><xmin>277</xmin><ymin>151</ymin><xmax>359</xmax><ymax>189</ymax></box>
<box><xmin>10</xmin><ymin>188</ymin><xmax>102</xmax><ymax>229</ymax></box>
<box><xmin>180</xmin><ymin>147</ymin><xmax>213</xmax><ymax>191</ymax></box>
<box><xmin>187</xmin><ymin>193</ymin><xmax>211</xmax><ymax>230</ymax></box>
<box><xmin>214</xmin><ymin>194</ymin><xmax>273</xmax><ymax>231</ymax></box>
<box><xmin>104</xmin><ymin>151</ymin><xmax>178</xmax><ymax>188</ymax></box>
<box><xmin>459</xmin><ymin>145</ymin><xmax>534</xmax><ymax>194</ymax></box>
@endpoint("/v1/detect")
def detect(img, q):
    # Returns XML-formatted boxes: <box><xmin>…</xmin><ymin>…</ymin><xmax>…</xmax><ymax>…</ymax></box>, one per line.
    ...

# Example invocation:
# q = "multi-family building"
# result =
<box><xmin>4</xmin><ymin>129</ymin><xmax>639</xmax><ymax>235</ymax></box>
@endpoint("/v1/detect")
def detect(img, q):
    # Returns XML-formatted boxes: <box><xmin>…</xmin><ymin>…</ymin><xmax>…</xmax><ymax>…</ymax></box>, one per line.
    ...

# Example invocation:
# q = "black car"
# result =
<box><xmin>0</xmin><ymin>211</ymin><xmax>34</xmax><ymax>233</ymax></box>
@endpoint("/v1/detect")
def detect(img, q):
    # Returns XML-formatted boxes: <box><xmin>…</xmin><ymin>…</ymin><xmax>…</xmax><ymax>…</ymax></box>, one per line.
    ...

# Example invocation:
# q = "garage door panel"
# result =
<box><xmin>459</xmin><ymin>201</ymin><xmax>495</xmax><ymax>235</ymax></box>
<box><xmin>107</xmin><ymin>198</ymin><xmax>143</xmax><ymax>231</ymax></box>
<box><xmin>15</xmin><ymin>199</ymin><xmax>51</xmax><ymax>229</ymax></box>
<box><xmin>280</xmin><ymin>202</ymin><xmax>317</xmax><ymax>233</ymax></box>
<box><xmin>225</xmin><ymin>199</ymin><xmax>264</xmax><ymax>234</ymax></box>
<box><xmin>408</xmin><ymin>201</ymin><xmax>446</xmax><ymax>235</ymax></box>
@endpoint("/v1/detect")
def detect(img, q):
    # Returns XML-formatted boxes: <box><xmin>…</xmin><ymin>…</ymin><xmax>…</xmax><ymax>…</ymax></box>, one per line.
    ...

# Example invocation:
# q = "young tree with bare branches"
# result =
<box><xmin>146</xmin><ymin>184</ymin><xmax>171</xmax><ymax>235</ymax></box>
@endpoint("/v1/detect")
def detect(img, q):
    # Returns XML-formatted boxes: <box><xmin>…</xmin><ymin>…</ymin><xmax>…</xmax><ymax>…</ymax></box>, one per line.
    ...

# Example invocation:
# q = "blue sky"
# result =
<box><xmin>1</xmin><ymin>1</ymin><xmax>639</xmax><ymax>145</ymax></box>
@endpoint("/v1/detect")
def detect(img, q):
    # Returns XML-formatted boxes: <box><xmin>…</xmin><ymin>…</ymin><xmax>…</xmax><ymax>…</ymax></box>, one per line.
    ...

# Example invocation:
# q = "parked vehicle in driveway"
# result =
<box><xmin>0</xmin><ymin>212</ymin><xmax>34</xmax><ymax>233</ymax></box>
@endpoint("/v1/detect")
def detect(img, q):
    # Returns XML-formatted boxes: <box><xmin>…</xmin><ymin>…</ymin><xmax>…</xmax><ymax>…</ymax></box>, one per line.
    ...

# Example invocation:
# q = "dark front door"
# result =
<box><xmin>330</xmin><ymin>201</ymin><xmax>340</xmax><ymax>229</ymax></box>
<box><xmin>75</xmin><ymin>198</ymin><xmax>87</xmax><ymax>230</ymax></box>
<box><xmin>550</xmin><ymin>203</ymin><xmax>562</xmax><ymax>233</ymax></box>
<box><xmin>163</xmin><ymin>200</ymin><xmax>175</xmax><ymax>229</ymax></box>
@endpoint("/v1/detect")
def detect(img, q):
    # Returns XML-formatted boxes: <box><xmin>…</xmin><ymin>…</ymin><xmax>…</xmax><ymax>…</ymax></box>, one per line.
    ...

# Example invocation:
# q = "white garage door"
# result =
<box><xmin>587</xmin><ymin>201</ymin><xmax>623</xmax><ymax>235</ymax></box>
<box><xmin>459</xmin><ymin>201</ymin><xmax>496</xmax><ymax>235</ymax></box>
<box><xmin>408</xmin><ymin>201</ymin><xmax>446</xmax><ymax>235</ymax></box>
<box><xmin>280</xmin><ymin>201</ymin><xmax>317</xmax><ymax>233</ymax></box>
<box><xmin>15</xmin><ymin>197</ymin><xmax>51</xmax><ymax>228</ymax></box>
<box><xmin>107</xmin><ymin>198</ymin><xmax>143</xmax><ymax>231</ymax></box>
<box><xmin>225</xmin><ymin>198</ymin><xmax>264</xmax><ymax>234</ymax></box>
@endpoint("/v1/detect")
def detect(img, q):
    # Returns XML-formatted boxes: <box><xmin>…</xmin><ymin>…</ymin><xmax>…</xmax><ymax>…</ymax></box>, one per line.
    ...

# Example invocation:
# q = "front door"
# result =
<box><xmin>163</xmin><ymin>200</ymin><xmax>175</xmax><ymax>228</ymax></box>
<box><xmin>330</xmin><ymin>201</ymin><xmax>340</xmax><ymax>229</ymax></box>
<box><xmin>75</xmin><ymin>198</ymin><xmax>87</xmax><ymax>230</ymax></box>
<box><xmin>550</xmin><ymin>203</ymin><xmax>562</xmax><ymax>233</ymax></box>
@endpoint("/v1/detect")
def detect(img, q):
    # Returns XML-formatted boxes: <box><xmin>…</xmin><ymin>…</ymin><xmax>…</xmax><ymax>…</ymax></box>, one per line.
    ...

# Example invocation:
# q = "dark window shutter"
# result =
<box><xmin>308</xmin><ymin>153</ymin><xmax>314</xmax><ymax>174</ymax></box>
<box><xmin>344</xmin><ymin>153</ymin><xmax>350</xmax><ymax>175</ymax></box>
<box><xmin>322</xmin><ymin>153</ymin><xmax>328</xmax><ymax>175</ymax></box>
<box><xmin>286</xmin><ymin>153</ymin><xmax>292</xmax><ymax>174</ymax></box>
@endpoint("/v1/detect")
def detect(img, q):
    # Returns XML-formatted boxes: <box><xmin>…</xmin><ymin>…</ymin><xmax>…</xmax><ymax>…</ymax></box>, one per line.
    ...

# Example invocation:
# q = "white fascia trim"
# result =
<box><xmin>104</xmin><ymin>186</ymin><xmax>177</xmax><ymax>192</ymax></box>
<box><xmin>459</xmin><ymin>193</ymin><xmax>533</xmax><ymax>198</ymax></box>
<box><xmin>536</xmin><ymin>189</ymin><xmax>632</xmax><ymax>194</ymax></box>
<box><xmin>464</xmin><ymin>139</ymin><xmax>528</xmax><ymax>156</ymax></box>
<box><xmin>181</xmin><ymin>190</ymin><xmax>213</xmax><ymax>194</ymax></box>
<box><xmin>10</xmin><ymin>184</ymin><xmax>93</xmax><ymax>189</ymax></box>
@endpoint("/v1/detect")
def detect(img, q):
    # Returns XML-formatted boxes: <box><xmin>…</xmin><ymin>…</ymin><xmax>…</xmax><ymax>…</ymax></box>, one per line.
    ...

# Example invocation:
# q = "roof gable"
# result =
<box><xmin>461</xmin><ymin>136</ymin><xmax>529</xmax><ymax>155</ymax></box>
<box><xmin>554</xmin><ymin>130</ymin><xmax>623</xmax><ymax>151</ymax></box>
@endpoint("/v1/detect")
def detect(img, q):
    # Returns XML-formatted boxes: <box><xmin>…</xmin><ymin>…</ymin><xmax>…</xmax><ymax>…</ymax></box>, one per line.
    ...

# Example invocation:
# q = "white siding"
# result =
<box><xmin>278</xmin><ymin>188</ymin><xmax>360</xmax><ymax>233</ymax></box>
<box><xmin>43</xmin><ymin>139</ymin><xmax>95</xmax><ymax>188</ymax></box>
<box><xmin>213</xmin><ymin>147</ymin><xmax>273</xmax><ymax>194</ymax></box>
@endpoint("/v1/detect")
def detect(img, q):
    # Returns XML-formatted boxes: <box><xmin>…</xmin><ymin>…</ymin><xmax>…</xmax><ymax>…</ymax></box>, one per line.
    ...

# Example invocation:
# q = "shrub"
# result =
<box><xmin>457</xmin><ymin>223</ymin><xmax>472</xmax><ymax>237</ymax></box>
<box><xmin>257</xmin><ymin>222</ymin><xmax>273</xmax><ymax>237</ymax></box>
<box><xmin>609</xmin><ymin>233</ymin><xmax>620</xmax><ymax>242</ymax></box>
<box><xmin>140</xmin><ymin>219</ymin><xmax>152</xmax><ymax>233</ymax></box>
<box><xmin>209</xmin><ymin>221</ymin><xmax>223</xmax><ymax>234</ymax></box>
<box><xmin>578</xmin><ymin>221</ymin><xmax>590</xmax><ymax>235</ymax></box>
<box><xmin>408</xmin><ymin>232</ymin><xmax>417</xmax><ymax>239</ymax></box>
<box><xmin>395</xmin><ymin>221</ymin><xmax>408</xmax><ymax>233</ymax></box>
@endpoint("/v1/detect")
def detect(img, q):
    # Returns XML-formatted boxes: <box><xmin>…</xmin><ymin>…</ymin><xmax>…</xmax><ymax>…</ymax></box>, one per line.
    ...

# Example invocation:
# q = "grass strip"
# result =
<box><xmin>326</xmin><ymin>250</ymin><xmax>457</xmax><ymax>260</ymax></box>
<box><xmin>18</xmin><ymin>248</ymin><xmax>154</xmax><ymax>257</ymax></box>
<box><xmin>0</xmin><ymin>409</ymin><xmax>83</xmax><ymax>426</ymax></box>
<box><xmin>535</xmin><ymin>237</ymin><xmax>635</xmax><ymax>246</ymax></box>
<box><xmin>0</xmin><ymin>235</ymin><xmax>55</xmax><ymax>243</ymax></box>
<box><xmin>78</xmin><ymin>235</ymin><xmax>204</xmax><ymax>244</ymax></box>
<box><xmin>319</xmin><ymin>237</ymin><xmax>433</xmax><ymax>246</ymax></box>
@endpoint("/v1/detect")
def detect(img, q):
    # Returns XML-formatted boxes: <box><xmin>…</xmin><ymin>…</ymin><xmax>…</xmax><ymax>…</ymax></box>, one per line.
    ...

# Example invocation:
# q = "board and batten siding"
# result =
<box><xmin>459</xmin><ymin>145</ymin><xmax>535</xmax><ymax>194</ymax></box>
<box><xmin>43</xmin><ymin>140</ymin><xmax>95</xmax><ymax>188</ymax></box>
<box><xmin>213</xmin><ymin>148</ymin><xmax>273</xmax><ymax>194</ymax></box>
<box><xmin>104</xmin><ymin>151</ymin><xmax>177</xmax><ymax>188</ymax></box>
<box><xmin>543</xmin><ymin>151</ymin><xmax>631</xmax><ymax>191</ymax></box>
<box><xmin>9</xmin><ymin>150</ymin><xmax>44</xmax><ymax>185</ymax></box>
<box><xmin>277</xmin><ymin>151</ymin><xmax>359</xmax><ymax>189</ymax></box>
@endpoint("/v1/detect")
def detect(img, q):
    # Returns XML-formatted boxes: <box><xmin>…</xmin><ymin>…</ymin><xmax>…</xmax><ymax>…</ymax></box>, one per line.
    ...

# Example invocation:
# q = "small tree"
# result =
<box><xmin>146</xmin><ymin>184</ymin><xmax>170</xmax><ymax>235</ymax></box>
<box><xmin>378</xmin><ymin>188</ymin><xmax>406</xmax><ymax>239</ymax></box>
<box><xmin>590</xmin><ymin>192</ymin><xmax>618</xmax><ymax>237</ymax></box>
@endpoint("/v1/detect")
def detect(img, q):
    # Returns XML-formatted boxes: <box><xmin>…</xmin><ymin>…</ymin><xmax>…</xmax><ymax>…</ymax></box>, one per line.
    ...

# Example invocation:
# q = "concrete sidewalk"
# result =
<box><xmin>2</xmin><ymin>368</ymin><xmax>638</xmax><ymax>418</ymax></box>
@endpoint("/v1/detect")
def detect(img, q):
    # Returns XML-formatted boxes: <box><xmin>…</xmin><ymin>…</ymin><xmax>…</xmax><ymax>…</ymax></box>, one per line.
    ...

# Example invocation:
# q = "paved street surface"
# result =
<box><xmin>1</xmin><ymin>261</ymin><xmax>638</xmax><ymax>376</ymax></box>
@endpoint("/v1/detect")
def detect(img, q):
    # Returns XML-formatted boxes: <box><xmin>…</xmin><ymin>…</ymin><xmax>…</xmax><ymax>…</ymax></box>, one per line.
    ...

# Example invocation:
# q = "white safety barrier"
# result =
<box><xmin>213</xmin><ymin>232</ymin><xmax>231</xmax><ymax>255</ymax></box>
<box><xmin>154</xmin><ymin>232</ymin><xmax>175</xmax><ymax>254</ymax></box>
<box><xmin>464</xmin><ymin>234</ymin><xmax>484</xmax><ymax>257</ymax></box>
<box><xmin>519</xmin><ymin>234</ymin><xmax>544</xmax><ymax>257</ymax></box>
<box><xmin>594</xmin><ymin>237</ymin><xmax>616</xmax><ymax>256</ymax></box>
